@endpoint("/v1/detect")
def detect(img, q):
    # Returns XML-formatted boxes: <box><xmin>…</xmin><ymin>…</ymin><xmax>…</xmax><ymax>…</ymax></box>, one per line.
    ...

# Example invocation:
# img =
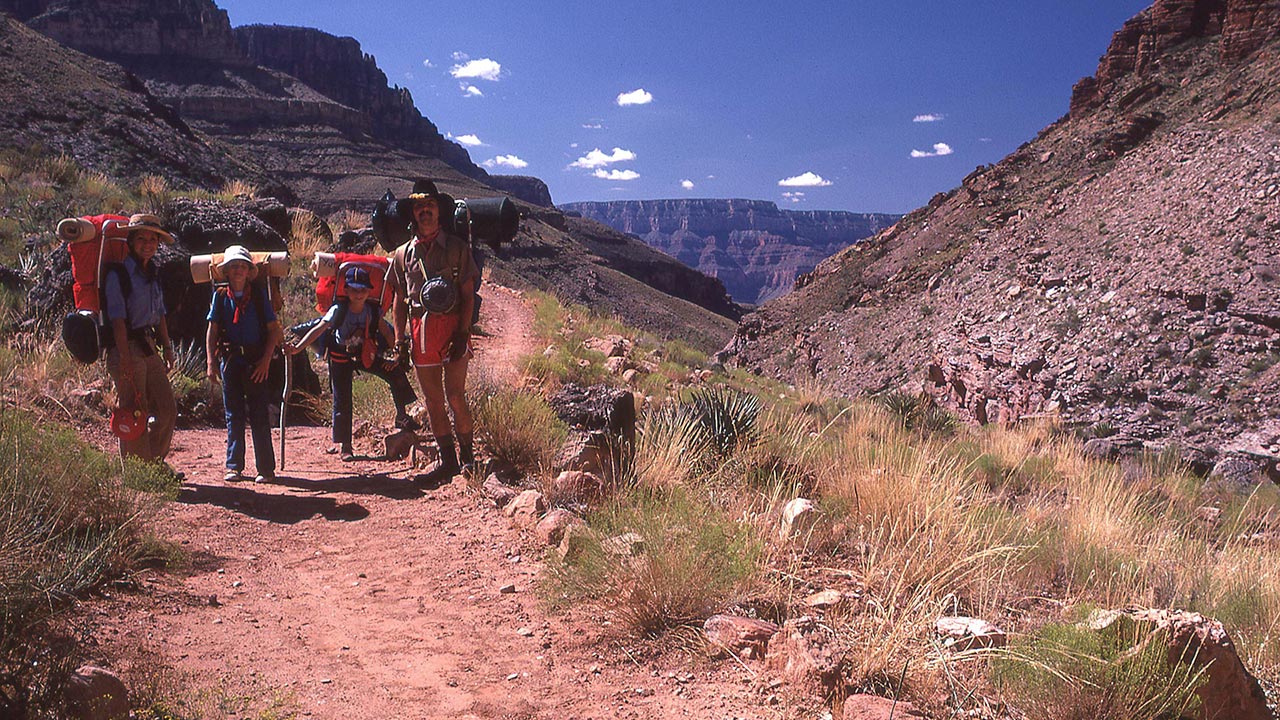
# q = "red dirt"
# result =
<box><xmin>80</xmin><ymin>285</ymin><xmax>781</xmax><ymax>719</ymax></box>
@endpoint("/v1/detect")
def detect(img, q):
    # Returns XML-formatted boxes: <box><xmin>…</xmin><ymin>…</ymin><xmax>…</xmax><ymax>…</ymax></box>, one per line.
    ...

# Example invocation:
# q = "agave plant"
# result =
<box><xmin>682</xmin><ymin>386</ymin><xmax>762</xmax><ymax>457</ymax></box>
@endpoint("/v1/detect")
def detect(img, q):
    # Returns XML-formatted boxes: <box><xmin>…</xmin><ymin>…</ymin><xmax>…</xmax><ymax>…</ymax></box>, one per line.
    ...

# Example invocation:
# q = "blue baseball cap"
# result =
<box><xmin>344</xmin><ymin>266</ymin><xmax>374</xmax><ymax>290</ymax></box>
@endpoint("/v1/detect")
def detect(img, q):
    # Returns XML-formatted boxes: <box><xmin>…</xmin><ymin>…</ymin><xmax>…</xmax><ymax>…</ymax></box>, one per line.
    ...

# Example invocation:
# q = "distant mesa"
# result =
<box><xmin>561</xmin><ymin>199</ymin><xmax>899</xmax><ymax>305</ymax></box>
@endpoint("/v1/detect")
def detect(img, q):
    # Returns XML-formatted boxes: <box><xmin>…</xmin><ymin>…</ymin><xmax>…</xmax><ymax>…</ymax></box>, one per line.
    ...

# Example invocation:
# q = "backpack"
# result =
<box><xmin>59</xmin><ymin>214</ymin><xmax>132</xmax><ymax>364</ymax></box>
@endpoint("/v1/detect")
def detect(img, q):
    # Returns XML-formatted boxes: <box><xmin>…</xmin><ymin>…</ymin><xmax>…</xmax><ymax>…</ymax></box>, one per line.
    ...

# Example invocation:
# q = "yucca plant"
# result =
<box><xmin>682</xmin><ymin>386</ymin><xmax>762</xmax><ymax>458</ymax></box>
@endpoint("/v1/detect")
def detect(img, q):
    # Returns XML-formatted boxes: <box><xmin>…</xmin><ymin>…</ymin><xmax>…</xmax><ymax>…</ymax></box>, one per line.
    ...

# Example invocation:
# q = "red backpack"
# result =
<box><xmin>59</xmin><ymin>215</ymin><xmax>133</xmax><ymax>363</ymax></box>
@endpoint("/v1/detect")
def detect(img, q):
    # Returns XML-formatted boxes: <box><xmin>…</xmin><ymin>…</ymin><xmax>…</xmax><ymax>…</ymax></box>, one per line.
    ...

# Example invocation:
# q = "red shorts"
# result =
<box><xmin>410</xmin><ymin>314</ymin><xmax>471</xmax><ymax>367</ymax></box>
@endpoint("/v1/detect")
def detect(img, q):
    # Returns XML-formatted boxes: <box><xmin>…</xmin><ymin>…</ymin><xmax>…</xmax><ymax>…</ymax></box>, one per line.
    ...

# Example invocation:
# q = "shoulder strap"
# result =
<box><xmin>100</xmin><ymin>263</ymin><xmax>132</xmax><ymax>323</ymax></box>
<box><xmin>253</xmin><ymin>283</ymin><xmax>268</xmax><ymax>329</ymax></box>
<box><xmin>331</xmin><ymin>296</ymin><xmax>350</xmax><ymax>329</ymax></box>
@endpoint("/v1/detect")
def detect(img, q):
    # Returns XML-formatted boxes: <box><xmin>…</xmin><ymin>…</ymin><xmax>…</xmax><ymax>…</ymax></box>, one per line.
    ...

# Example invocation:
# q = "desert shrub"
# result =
<box><xmin>548</xmin><ymin>485</ymin><xmax>763</xmax><ymax>635</ymax></box>
<box><xmin>471</xmin><ymin>386</ymin><xmax>567</xmax><ymax>474</ymax></box>
<box><xmin>681</xmin><ymin>386</ymin><xmax>761</xmax><ymax>458</ymax></box>
<box><xmin>993</xmin><ymin>617</ymin><xmax>1205</xmax><ymax>720</ymax></box>
<box><xmin>350</xmin><ymin>373</ymin><xmax>395</xmax><ymax>427</ymax></box>
<box><xmin>877</xmin><ymin>390</ymin><xmax>957</xmax><ymax>435</ymax></box>
<box><xmin>0</xmin><ymin>409</ymin><xmax>171</xmax><ymax>717</ymax></box>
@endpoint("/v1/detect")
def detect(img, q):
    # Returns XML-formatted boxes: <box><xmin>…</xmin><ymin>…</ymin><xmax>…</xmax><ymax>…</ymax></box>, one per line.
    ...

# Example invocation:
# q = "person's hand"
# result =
<box><xmin>447</xmin><ymin>331</ymin><xmax>470</xmax><ymax>363</ymax></box>
<box><xmin>118</xmin><ymin>375</ymin><xmax>138</xmax><ymax>407</ymax></box>
<box><xmin>162</xmin><ymin>343</ymin><xmax>175</xmax><ymax>370</ymax></box>
<box><xmin>251</xmin><ymin>356</ymin><xmax>272</xmax><ymax>383</ymax></box>
<box><xmin>206</xmin><ymin>361</ymin><xmax>220</xmax><ymax>385</ymax></box>
<box><xmin>283</xmin><ymin>342</ymin><xmax>300</xmax><ymax>356</ymax></box>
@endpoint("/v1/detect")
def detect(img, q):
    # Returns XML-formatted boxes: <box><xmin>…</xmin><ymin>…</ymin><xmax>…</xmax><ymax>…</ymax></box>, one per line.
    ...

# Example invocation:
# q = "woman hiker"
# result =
<box><xmin>388</xmin><ymin>179</ymin><xmax>480</xmax><ymax>486</ymax></box>
<box><xmin>205</xmin><ymin>245</ymin><xmax>283</xmax><ymax>483</ymax></box>
<box><xmin>103</xmin><ymin>213</ymin><xmax>181</xmax><ymax>478</ymax></box>
<box><xmin>285</xmin><ymin>264</ymin><xmax>418</xmax><ymax>460</ymax></box>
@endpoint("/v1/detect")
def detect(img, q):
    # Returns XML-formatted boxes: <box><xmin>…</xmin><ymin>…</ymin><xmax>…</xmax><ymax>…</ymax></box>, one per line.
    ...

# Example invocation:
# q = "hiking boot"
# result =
<box><xmin>413</xmin><ymin>458</ymin><xmax>459</xmax><ymax>489</ymax></box>
<box><xmin>394</xmin><ymin>413</ymin><xmax>421</xmax><ymax>431</ymax></box>
<box><xmin>161</xmin><ymin>462</ymin><xmax>186</xmax><ymax>482</ymax></box>
<box><xmin>224</xmin><ymin>469</ymin><xmax>243</xmax><ymax>482</ymax></box>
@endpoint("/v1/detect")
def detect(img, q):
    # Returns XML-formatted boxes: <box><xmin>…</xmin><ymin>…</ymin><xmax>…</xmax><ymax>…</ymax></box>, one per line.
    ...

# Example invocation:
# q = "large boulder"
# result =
<box><xmin>1130</xmin><ymin>609</ymin><xmax>1273</xmax><ymax>720</ymax></box>
<box><xmin>549</xmin><ymin>383</ymin><xmax>637</xmax><ymax>444</ymax></box>
<box><xmin>841</xmin><ymin>694</ymin><xmax>925</xmax><ymax>720</ymax></box>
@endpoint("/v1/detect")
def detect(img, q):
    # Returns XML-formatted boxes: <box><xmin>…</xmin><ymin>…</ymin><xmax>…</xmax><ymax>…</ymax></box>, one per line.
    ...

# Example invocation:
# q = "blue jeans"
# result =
<box><xmin>221</xmin><ymin>354</ymin><xmax>275</xmax><ymax>474</ymax></box>
<box><xmin>329</xmin><ymin>358</ymin><xmax>418</xmax><ymax>446</ymax></box>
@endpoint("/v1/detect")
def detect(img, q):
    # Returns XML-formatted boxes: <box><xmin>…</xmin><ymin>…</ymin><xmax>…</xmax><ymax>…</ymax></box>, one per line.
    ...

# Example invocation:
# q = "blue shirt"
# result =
<box><xmin>207</xmin><ymin>286</ymin><xmax>277</xmax><ymax>346</ymax></box>
<box><xmin>103</xmin><ymin>255</ymin><xmax>166</xmax><ymax>329</ymax></box>
<box><xmin>322</xmin><ymin>302</ymin><xmax>378</xmax><ymax>353</ymax></box>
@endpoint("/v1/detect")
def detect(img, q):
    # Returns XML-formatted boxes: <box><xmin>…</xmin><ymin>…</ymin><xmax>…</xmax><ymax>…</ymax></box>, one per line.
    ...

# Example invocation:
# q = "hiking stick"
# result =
<box><xmin>280</xmin><ymin>349</ymin><xmax>291</xmax><ymax>469</ymax></box>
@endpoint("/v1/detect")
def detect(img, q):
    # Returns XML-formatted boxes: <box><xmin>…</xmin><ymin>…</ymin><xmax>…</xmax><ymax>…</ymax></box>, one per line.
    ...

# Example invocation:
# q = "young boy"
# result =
<box><xmin>205</xmin><ymin>245</ymin><xmax>283</xmax><ymax>483</ymax></box>
<box><xmin>286</xmin><ymin>265</ymin><xmax>417</xmax><ymax>460</ymax></box>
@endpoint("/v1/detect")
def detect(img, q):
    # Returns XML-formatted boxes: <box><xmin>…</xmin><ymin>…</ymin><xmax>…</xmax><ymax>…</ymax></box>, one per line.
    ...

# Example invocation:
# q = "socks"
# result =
<box><xmin>457</xmin><ymin>433</ymin><xmax>474</xmax><ymax>465</ymax></box>
<box><xmin>435</xmin><ymin>435</ymin><xmax>458</xmax><ymax>468</ymax></box>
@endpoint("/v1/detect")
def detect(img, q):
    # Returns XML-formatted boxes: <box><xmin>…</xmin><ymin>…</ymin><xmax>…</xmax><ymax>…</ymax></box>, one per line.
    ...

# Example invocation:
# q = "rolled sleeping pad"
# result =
<box><xmin>312</xmin><ymin>252</ymin><xmax>389</xmax><ymax>278</ymax></box>
<box><xmin>460</xmin><ymin>196</ymin><xmax>520</xmax><ymax>247</ymax></box>
<box><xmin>190</xmin><ymin>251</ymin><xmax>290</xmax><ymax>284</ymax></box>
<box><xmin>57</xmin><ymin>217</ymin><xmax>97</xmax><ymax>243</ymax></box>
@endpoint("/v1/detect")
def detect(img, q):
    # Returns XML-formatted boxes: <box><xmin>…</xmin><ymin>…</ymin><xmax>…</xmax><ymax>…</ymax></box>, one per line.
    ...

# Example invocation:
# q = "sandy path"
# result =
<box><xmin>85</xmin><ymin>285</ymin><xmax>776</xmax><ymax>719</ymax></box>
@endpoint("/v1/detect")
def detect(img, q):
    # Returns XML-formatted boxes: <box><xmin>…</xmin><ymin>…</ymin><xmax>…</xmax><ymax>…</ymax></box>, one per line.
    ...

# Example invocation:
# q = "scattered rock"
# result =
<box><xmin>764</xmin><ymin>616</ymin><xmax>847</xmax><ymax>697</ymax></box>
<box><xmin>842</xmin><ymin>694</ymin><xmax>926</xmax><ymax>719</ymax></box>
<box><xmin>557</xmin><ymin>523</ymin><xmax>594</xmax><ymax>563</ymax></box>
<box><xmin>64</xmin><ymin>666</ymin><xmax>129</xmax><ymax>720</ymax></box>
<box><xmin>383</xmin><ymin>429</ymin><xmax>418</xmax><ymax>461</ymax></box>
<box><xmin>804</xmin><ymin>589</ymin><xmax>849</xmax><ymax>611</ymax></box>
<box><xmin>482</xmin><ymin>474</ymin><xmax>520</xmax><ymax>508</ymax></box>
<box><xmin>935</xmin><ymin>616</ymin><xmax>1007</xmax><ymax>651</ymax></box>
<box><xmin>604</xmin><ymin>356</ymin><xmax>628</xmax><ymax>374</ymax></box>
<box><xmin>702</xmin><ymin>614</ymin><xmax>780</xmax><ymax>660</ymax></box>
<box><xmin>779</xmin><ymin>498</ymin><xmax>817</xmax><ymax>541</ymax></box>
<box><xmin>535</xmin><ymin>508</ymin><xmax>584</xmax><ymax>547</ymax></box>
<box><xmin>549</xmin><ymin>383</ymin><xmax>637</xmax><ymax>444</ymax></box>
<box><xmin>505</xmin><ymin>490</ymin><xmax>545</xmax><ymax>527</ymax></box>
<box><xmin>550</xmin><ymin>470</ymin><xmax>605</xmax><ymax>505</ymax></box>
<box><xmin>499</xmin><ymin>584</ymin><xmax>516</xmax><ymax>594</ymax></box>
<box><xmin>1211</xmin><ymin>453</ymin><xmax>1263</xmax><ymax>492</ymax></box>
<box><xmin>601</xmin><ymin>532</ymin><xmax>645</xmax><ymax>557</ymax></box>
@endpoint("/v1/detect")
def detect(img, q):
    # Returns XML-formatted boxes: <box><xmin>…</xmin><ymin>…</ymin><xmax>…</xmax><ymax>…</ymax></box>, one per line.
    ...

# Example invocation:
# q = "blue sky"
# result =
<box><xmin>217</xmin><ymin>1</ymin><xmax>1152</xmax><ymax>214</ymax></box>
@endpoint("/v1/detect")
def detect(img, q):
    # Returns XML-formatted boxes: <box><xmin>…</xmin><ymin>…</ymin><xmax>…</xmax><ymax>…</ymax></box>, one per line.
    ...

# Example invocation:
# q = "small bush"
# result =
<box><xmin>878</xmin><ymin>391</ymin><xmax>957</xmax><ymax>435</ymax></box>
<box><xmin>548</xmin><ymin>486</ymin><xmax>763</xmax><ymax>635</ymax></box>
<box><xmin>994</xmin><ymin>617</ymin><xmax>1205</xmax><ymax>720</ymax></box>
<box><xmin>471</xmin><ymin>387</ymin><xmax>567</xmax><ymax>474</ymax></box>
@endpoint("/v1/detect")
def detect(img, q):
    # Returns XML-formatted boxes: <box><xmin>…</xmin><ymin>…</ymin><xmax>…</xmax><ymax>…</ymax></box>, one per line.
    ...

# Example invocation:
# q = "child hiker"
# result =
<box><xmin>205</xmin><ymin>245</ymin><xmax>283</xmax><ymax>483</ymax></box>
<box><xmin>286</xmin><ymin>265</ymin><xmax>419</xmax><ymax>460</ymax></box>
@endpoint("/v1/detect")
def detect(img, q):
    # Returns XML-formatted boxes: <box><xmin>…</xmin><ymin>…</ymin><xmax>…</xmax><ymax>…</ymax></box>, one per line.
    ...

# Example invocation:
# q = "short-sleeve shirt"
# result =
<box><xmin>103</xmin><ymin>255</ymin><xmax>166</xmax><ymax>329</ymax></box>
<box><xmin>207</xmin><ymin>285</ymin><xmax>277</xmax><ymax>346</ymax></box>
<box><xmin>322</xmin><ymin>302</ymin><xmax>377</xmax><ymax>352</ymax></box>
<box><xmin>388</xmin><ymin>232</ymin><xmax>478</xmax><ymax>319</ymax></box>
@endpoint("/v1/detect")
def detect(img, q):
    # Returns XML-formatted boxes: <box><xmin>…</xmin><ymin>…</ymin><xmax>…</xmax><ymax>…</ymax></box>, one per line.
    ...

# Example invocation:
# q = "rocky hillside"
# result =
<box><xmin>563</xmin><ymin>199</ymin><xmax>898</xmax><ymax>305</ymax></box>
<box><xmin>0</xmin><ymin>0</ymin><xmax>740</xmax><ymax>348</ymax></box>
<box><xmin>0</xmin><ymin>16</ymin><xmax>253</xmax><ymax>189</ymax></box>
<box><xmin>724</xmin><ymin>0</ymin><xmax>1280</xmax><ymax>474</ymax></box>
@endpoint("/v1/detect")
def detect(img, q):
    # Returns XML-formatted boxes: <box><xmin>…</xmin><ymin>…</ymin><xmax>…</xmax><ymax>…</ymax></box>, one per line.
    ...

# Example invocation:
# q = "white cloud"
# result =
<box><xmin>451</xmin><ymin>51</ymin><xmax>469</xmax><ymax>61</ymax></box>
<box><xmin>582</xmin><ymin>122</ymin><xmax>603</xmax><ymax>129</ymax></box>
<box><xmin>463</xmin><ymin>85</ymin><xmax>483</xmax><ymax>97</ymax></box>
<box><xmin>483</xmin><ymin>154</ymin><xmax>529</xmax><ymax>169</ymax></box>
<box><xmin>450</xmin><ymin>58</ymin><xmax>502</xmax><ymax>82</ymax></box>
<box><xmin>453</xmin><ymin>133</ymin><xmax>484</xmax><ymax>146</ymax></box>
<box><xmin>913</xmin><ymin>113</ymin><xmax>944</xmax><ymax>123</ymax></box>
<box><xmin>570</xmin><ymin>142</ymin><xmax>579</xmax><ymax>148</ymax></box>
<box><xmin>681</xmin><ymin>179</ymin><xmax>694</xmax><ymax>190</ymax></box>
<box><xmin>616</xmin><ymin>88</ymin><xmax>653</xmax><ymax>106</ymax></box>
<box><xmin>782</xmin><ymin>191</ymin><xmax>806</xmax><ymax>203</ymax></box>
<box><xmin>422</xmin><ymin>59</ymin><xmax>434</xmax><ymax>68</ymax></box>
<box><xmin>570</xmin><ymin>147</ymin><xmax>636</xmax><ymax>169</ymax></box>
<box><xmin>778</xmin><ymin>172</ymin><xmax>832</xmax><ymax>187</ymax></box>
<box><xmin>910</xmin><ymin>142</ymin><xmax>954</xmax><ymax>158</ymax></box>
<box><xmin>593</xmin><ymin>169</ymin><xmax>639</xmax><ymax>181</ymax></box>
<box><xmin>706</xmin><ymin>174</ymin><xmax>716</xmax><ymax>180</ymax></box>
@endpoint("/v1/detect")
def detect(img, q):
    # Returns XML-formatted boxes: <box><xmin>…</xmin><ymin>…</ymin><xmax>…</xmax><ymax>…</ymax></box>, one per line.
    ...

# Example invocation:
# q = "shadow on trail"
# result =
<box><xmin>270</xmin><ymin>472</ymin><xmax>424</xmax><ymax>500</ymax></box>
<box><xmin>178</xmin><ymin>483</ymin><xmax>370</xmax><ymax>523</ymax></box>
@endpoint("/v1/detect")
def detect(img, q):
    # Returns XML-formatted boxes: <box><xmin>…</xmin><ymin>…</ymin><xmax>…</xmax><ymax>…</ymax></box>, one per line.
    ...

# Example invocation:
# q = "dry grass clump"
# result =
<box><xmin>470</xmin><ymin>384</ymin><xmax>568</xmax><ymax>475</ymax></box>
<box><xmin>0</xmin><ymin>409</ymin><xmax>174</xmax><ymax>717</ymax></box>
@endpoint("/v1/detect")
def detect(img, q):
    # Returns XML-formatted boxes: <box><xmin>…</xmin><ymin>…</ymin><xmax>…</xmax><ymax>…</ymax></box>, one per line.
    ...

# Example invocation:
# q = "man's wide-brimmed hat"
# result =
<box><xmin>123</xmin><ymin>213</ymin><xmax>174</xmax><ymax>244</ymax></box>
<box><xmin>406</xmin><ymin>179</ymin><xmax>444</xmax><ymax>204</ymax></box>
<box><xmin>217</xmin><ymin>244</ymin><xmax>259</xmax><ymax>279</ymax></box>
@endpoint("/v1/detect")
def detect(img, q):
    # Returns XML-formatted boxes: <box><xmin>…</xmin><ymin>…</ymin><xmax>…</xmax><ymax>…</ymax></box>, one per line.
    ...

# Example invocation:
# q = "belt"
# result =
<box><xmin>220</xmin><ymin>343</ymin><xmax>263</xmax><ymax>359</ymax></box>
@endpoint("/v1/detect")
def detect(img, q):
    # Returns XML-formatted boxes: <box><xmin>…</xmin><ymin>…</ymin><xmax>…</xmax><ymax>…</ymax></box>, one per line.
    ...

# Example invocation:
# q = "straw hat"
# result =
<box><xmin>123</xmin><ymin>213</ymin><xmax>174</xmax><ymax>244</ymax></box>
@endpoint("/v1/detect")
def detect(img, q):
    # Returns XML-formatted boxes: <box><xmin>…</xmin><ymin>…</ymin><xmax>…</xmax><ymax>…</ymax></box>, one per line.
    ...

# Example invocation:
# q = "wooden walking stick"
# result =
<box><xmin>280</xmin><ymin>352</ymin><xmax>291</xmax><ymax>469</ymax></box>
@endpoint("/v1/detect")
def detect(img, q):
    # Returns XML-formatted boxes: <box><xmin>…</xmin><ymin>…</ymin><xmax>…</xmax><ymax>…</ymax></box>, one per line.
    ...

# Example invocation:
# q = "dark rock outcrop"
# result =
<box><xmin>562</xmin><ymin>199</ymin><xmax>898</xmax><ymax>304</ymax></box>
<box><xmin>486</xmin><ymin>175</ymin><xmax>555</xmax><ymax>208</ymax></box>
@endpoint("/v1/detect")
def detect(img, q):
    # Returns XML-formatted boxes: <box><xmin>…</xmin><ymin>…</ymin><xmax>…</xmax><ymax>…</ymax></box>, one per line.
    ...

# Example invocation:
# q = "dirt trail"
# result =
<box><xmin>87</xmin><ymin>284</ymin><xmax>774</xmax><ymax>719</ymax></box>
